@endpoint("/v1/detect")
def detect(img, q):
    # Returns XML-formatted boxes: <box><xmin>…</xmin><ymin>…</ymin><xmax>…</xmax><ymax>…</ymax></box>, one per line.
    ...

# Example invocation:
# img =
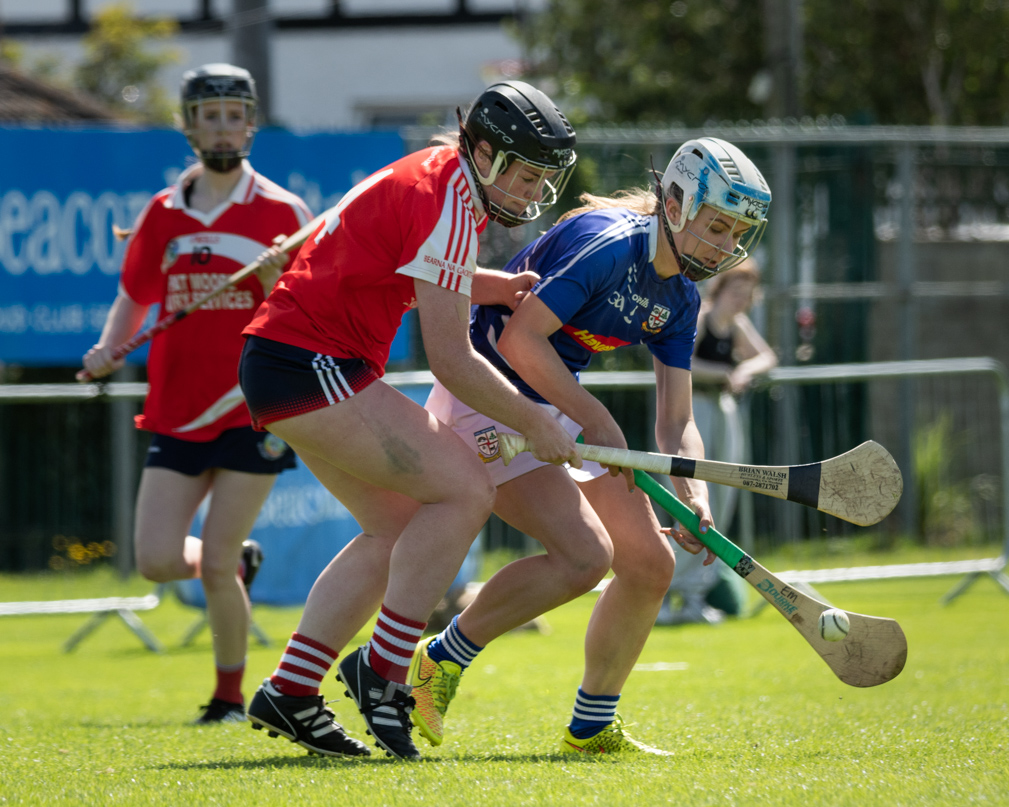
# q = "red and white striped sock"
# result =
<box><xmin>270</xmin><ymin>632</ymin><xmax>337</xmax><ymax>697</ymax></box>
<box><xmin>367</xmin><ymin>605</ymin><xmax>426</xmax><ymax>684</ymax></box>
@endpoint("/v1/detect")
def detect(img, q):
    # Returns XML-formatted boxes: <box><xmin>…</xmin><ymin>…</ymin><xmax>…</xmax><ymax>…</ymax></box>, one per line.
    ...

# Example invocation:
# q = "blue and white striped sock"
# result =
<box><xmin>426</xmin><ymin>615</ymin><xmax>482</xmax><ymax>670</ymax></box>
<box><xmin>569</xmin><ymin>688</ymin><xmax>620</xmax><ymax>739</ymax></box>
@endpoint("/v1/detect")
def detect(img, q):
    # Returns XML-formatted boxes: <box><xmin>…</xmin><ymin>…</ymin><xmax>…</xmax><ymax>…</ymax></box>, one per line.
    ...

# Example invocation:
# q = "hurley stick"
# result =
<box><xmin>76</xmin><ymin>211</ymin><xmax>327</xmax><ymax>382</ymax></box>
<box><xmin>636</xmin><ymin>470</ymin><xmax>907</xmax><ymax>687</ymax></box>
<box><xmin>498</xmin><ymin>433</ymin><xmax>902</xmax><ymax>527</ymax></box>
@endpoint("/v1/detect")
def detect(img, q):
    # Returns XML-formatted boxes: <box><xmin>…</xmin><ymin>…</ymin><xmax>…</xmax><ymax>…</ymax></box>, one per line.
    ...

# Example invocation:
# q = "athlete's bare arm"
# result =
<box><xmin>413</xmin><ymin>278</ymin><xmax>580</xmax><ymax>468</ymax></box>
<box><xmin>497</xmin><ymin>292</ymin><xmax>633</xmax><ymax>485</ymax></box>
<box><xmin>82</xmin><ymin>292</ymin><xmax>150</xmax><ymax>379</ymax></box>
<box><xmin>470</xmin><ymin>268</ymin><xmax>540</xmax><ymax>309</ymax></box>
<box><xmin>653</xmin><ymin>357</ymin><xmax>715</xmax><ymax>547</ymax></box>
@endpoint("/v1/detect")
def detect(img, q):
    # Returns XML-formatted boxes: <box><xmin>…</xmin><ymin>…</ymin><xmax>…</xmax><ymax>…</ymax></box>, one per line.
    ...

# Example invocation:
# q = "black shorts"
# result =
<box><xmin>144</xmin><ymin>427</ymin><xmax>297</xmax><ymax>476</ymax></box>
<box><xmin>239</xmin><ymin>335</ymin><xmax>379</xmax><ymax>430</ymax></box>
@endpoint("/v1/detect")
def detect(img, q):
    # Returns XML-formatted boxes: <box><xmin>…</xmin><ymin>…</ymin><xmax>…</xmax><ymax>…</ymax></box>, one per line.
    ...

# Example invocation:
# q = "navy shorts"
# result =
<box><xmin>145</xmin><ymin>426</ymin><xmax>297</xmax><ymax>476</ymax></box>
<box><xmin>239</xmin><ymin>335</ymin><xmax>379</xmax><ymax>430</ymax></box>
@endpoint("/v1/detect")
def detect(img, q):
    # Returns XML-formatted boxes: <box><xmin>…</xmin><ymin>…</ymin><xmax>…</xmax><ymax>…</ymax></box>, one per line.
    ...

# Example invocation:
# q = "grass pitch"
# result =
<box><xmin>1</xmin><ymin>559</ymin><xmax>1007</xmax><ymax>806</ymax></box>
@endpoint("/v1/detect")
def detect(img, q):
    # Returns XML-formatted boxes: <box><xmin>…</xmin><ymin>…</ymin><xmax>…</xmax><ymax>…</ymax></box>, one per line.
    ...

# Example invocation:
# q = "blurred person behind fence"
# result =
<box><xmin>656</xmin><ymin>258</ymin><xmax>778</xmax><ymax>626</ymax></box>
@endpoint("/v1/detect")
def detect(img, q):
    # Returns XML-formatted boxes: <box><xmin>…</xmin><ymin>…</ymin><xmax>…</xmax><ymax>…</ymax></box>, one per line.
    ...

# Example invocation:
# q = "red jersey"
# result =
<box><xmin>243</xmin><ymin>146</ymin><xmax>486</xmax><ymax>374</ymax></box>
<box><xmin>122</xmin><ymin>160</ymin><xmax>312</xmax><ymax>441</ymax></box>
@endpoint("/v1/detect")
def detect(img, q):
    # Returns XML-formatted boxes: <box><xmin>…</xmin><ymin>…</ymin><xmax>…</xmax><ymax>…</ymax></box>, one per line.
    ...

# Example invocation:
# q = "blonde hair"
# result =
<box><xmin>558</xmin><ymin>188</ymin><xmax>660</xmax><ymax>223</ymax></box>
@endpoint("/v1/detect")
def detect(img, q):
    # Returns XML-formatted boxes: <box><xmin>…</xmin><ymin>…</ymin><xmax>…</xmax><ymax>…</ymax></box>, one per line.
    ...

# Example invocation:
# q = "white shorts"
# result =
<box><xmin>425</xmin><ymin>379</ymin><xmax>608</xmax><ymax>487</ymax></box>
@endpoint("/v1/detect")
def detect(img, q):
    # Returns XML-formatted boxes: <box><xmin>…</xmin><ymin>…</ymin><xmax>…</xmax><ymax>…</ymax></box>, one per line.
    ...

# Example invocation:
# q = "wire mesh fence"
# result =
<box><xmin>4</xmin><ymin>125</ymin><xmax>1009</xmax><ymax>570</ymax></box>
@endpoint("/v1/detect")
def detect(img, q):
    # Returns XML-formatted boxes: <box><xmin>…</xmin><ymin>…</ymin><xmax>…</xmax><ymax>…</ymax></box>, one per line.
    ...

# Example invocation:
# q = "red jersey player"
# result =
<box><xmin>82</xmin><ymin>64</ymin><xmax>311</xmax><ymax>725</ymax></box>
<box><xmin>240</xmin><ymin>81</ymin><xmax>580</xmax><ymax>760</ymax></box>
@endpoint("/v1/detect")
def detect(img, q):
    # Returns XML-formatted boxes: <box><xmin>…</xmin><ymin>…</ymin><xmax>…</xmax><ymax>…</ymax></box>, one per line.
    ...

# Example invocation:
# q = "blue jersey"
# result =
<box><xmin>470</xmin><ymin>207</ymin><xmax>701</xmax><ymax>403</ymax></box>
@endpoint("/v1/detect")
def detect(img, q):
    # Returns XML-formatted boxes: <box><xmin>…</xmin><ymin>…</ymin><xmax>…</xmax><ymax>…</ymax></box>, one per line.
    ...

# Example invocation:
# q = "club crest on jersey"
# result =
<box><xmin>161</xmin><ymin>239</ymin><xmax>179</xmax><ymax>272</ymax></box>
<box><xmin>258</xmin><ymin>433</ymin><xmax>289</xmax><ymax>460</ymax></box>
<box><xmin>644</xmin><ymin>304</ymin><xmax>671</xmax><ymax>333</ymax></box>
<box><xmin>474</xmin><ymin>426</ymin><xmax>500</xmax><ymax>463</ymax></box>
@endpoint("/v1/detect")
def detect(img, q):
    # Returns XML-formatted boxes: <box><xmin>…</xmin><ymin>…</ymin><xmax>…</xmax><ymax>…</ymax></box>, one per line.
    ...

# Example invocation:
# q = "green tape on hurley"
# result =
<box><xmin>633</xmin><ymin>470</ymin><xmax>747</xmax><ymax>572</ymax></box>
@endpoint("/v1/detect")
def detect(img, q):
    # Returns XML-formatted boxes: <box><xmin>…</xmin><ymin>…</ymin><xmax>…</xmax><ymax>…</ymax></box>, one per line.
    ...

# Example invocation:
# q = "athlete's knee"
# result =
<box><xmin>618</xmin><ymin>538</ymin><xmax>676</xmax><ymax>595</ymax></box>
<box><xmin>199</xmin><ymin>550</ymin><xmax>242</xmax><ymax>591</ymax></box>
<box><xmin>135</xmin><ymin>549</ymin><xmax>183</xmax><ymax>583</ymax></box>
<box><xmin>558</xmin><ymin>538</ymin><xmax>613</xmax><ymax>596</ymax></box>
<box><xmin>455</xmin><ymin>468</ymin><xmax>497</xmax><ymax>521</ymax></box>
<box><xmin>358</xmin><ymin>532</ymin><xmax>397</xmax><ymax>561</ymax></box>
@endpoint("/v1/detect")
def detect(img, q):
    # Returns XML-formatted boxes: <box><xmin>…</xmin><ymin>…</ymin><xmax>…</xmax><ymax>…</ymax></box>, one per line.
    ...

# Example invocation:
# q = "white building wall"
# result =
<box><xmin>4</xmin><ymin>1</ymin><xmax>545</xmax><ymax>130</ymax></box>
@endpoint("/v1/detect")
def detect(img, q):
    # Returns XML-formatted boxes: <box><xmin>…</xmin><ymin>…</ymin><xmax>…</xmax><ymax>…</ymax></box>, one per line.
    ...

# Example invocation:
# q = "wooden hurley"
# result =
<box><xmin>498</xmin><ymin>433</ymin><xmax>903</xmax><ymax>527</ymax></box>
<box><xmin>637</xmin><ymin>471</ymin><xmax>907</xmax><ymax>688</ymax></box>
<box><xmin>75</xmin><ymin>210</ymin><xmax>328</xmax><ymax>382</ymax></box>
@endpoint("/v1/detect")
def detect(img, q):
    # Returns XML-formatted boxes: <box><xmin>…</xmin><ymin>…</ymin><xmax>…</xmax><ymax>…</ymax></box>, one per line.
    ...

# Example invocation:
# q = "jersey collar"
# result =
<box><xmin>166</xmin><ymin>159</ymin><xmax>257</xmax><ymax>227</ymax></box>
<box><xmin>647</xmin><ymin>214</ymin><xmax>659</xmax><ymax>263</ymax></box>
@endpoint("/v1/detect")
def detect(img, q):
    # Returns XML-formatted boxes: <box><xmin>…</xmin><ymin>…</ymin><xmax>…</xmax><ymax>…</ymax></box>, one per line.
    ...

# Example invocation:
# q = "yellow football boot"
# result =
<box><xmin>408</xmin><ymin>635</ymin><xmax>462</xmax><ymax>747</ymax></box>
<box><xmin>559</xmin><ymin>716</ymin><xmax>673</xmax><ymax>756</ymax></box>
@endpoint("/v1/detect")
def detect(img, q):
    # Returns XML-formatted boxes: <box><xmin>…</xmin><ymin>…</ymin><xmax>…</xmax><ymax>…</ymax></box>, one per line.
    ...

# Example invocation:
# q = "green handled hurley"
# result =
<box><xmin>635</xmin><ymin>470</ymin><xmax>907</xmax><ymax>688</ymax></box>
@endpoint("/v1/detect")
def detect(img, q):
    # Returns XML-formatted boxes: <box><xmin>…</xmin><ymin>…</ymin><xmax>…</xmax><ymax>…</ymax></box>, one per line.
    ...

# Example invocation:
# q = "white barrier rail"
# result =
<box><xmin>1</xmin><ymin>359</ymin><xmax>1007</xmax><ymax>610</ymax></box>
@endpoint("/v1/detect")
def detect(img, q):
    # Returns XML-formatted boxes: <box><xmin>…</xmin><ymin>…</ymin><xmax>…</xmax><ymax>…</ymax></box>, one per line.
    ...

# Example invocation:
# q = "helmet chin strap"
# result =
<box><xmin>457</xmin><ymin>113</ymin><xmax>500</xmax><ymax>224</ymax></box>
<box><xmin>654</xmin><ymin>170</ymin><xmax>691</xmax><ymax>278</ymax></box>
<box><xmin>201</xmin><ymin>151</ymin><xmax>244</xmax><ymax>173</ymax></box>
<box><xmin>653</xmin><ymin>169</ymin><xmax>720</xmax><ymax>283</ymax></box>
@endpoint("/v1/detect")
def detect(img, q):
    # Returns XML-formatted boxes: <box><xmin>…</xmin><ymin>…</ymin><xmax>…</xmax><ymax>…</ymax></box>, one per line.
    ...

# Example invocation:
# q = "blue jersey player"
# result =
<box><xmin>412</xmin><ymin>137</ymin><xmax>772</xmax><ymax>754</ymax></box>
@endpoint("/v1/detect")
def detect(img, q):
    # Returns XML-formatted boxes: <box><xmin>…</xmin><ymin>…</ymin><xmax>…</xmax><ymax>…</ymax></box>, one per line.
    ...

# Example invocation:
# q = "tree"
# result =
<box><xmin>805</xmin><ymin>0</ymin><xmax>1009</xmax><ymax>126</ymax></box>
<box><xmin>516</xmin><ymin>0</ymin><xmax>765</xmax><ymax>127</ymax></box>
<box><xmin>74</xmin><ymin>3</ymin><xmax>180</xmax><ymax>125</ymax></box>
<box><xmin>516</xmin><ymin>0</ymin><xmax>1009</xmax><ymax>126</ymax></box>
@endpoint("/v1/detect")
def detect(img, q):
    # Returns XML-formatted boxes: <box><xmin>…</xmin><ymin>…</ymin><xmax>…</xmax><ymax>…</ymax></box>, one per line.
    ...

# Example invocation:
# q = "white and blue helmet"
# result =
<box><xmin>660</xmin><ymin>137</ymin><xmax>771</xmax><ymax>282</ymax></box>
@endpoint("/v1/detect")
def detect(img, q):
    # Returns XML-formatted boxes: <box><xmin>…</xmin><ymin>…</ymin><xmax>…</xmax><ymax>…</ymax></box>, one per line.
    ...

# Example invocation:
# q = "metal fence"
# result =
<box><xmin>5</xmin><ymin>124</ymin><xmax>1009</xmax><ymax>570</ymax></box>
<box><xmin>2</xmin><ymin>357</ymin><xmax>1006</xmax><ymax>574</ymax></box>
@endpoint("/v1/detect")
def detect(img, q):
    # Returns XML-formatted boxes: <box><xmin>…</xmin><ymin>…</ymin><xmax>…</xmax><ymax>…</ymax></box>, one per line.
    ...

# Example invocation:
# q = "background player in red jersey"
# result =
<box><xmin>82</xmin><ymin>64</ymin><xmax>312</xmax><ymax>724</ymax></box>
<box><xmin>239</xmin><ymin>81</ymin><xmax>580</xmax><ymax>760</ymax></box>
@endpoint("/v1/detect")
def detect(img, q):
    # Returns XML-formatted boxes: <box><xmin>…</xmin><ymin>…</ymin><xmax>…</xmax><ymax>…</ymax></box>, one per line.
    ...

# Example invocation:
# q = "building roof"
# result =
<box><xmin>0</xmin><ymin>65</ymin><xmax>120</xmax><ymax>122</ymax></box>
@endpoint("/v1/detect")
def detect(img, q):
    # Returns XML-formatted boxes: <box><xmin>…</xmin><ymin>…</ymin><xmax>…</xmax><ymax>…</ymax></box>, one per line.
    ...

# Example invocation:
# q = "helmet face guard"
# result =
<box><xmin>466</xmin><ymin>141</ymin><xmax>577</xmax><ymax>227</ymax></box>
<box><xmin>181</xmin><ymin>64</ymin><xmax>258</xmax><ymax>173</ymax></box>
<box><xmin>460</xmin><ymin>81</ymin><xmax>577</xmax><ymax>227</ymax></box>
<box><xmin>658</xmin><ymin>137</ymin><xmax>771</xmax><ymax>282</ymax></box>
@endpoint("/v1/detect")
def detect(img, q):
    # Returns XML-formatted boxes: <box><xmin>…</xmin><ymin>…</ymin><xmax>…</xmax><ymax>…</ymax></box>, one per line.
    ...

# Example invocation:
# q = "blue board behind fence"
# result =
<box><xmin>0</xmin><ymin>126</ymin><xmax>406</xmax><ymax>365</ymax></box>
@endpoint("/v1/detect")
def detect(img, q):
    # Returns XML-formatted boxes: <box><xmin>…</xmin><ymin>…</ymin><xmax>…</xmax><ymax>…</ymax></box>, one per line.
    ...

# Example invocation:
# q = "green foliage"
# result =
<box><xmin>912</xmin><ymin>412</ymin><xmax>992</xmax><ymax>546</ymax></box>
<box><xmin>0</xmin><ymin>566</ymin><xmax>1007</xmax><ymax>805</ymax></box>
<box><xmin>0</xmin><ymin>39</ymin><xmax>25</xmax><ymax>65</ymax></box>
<box><xmin>74</xmin><ymin>2</ymin><xmax>180</xmax><ymax>124</ymax></box>
<box><xmin>519</xmin><ymin>0</ymin><xmax>765</xmax><ymax>127</ymax></box>
<box><xmin>805</xmin><ymin>0</ymin><xmax>1009</xmax><ymax>125</ymax></box>
<box><xmin>517</xmin><ymin>0</ymin><xmax>1009</xmax><ymax>126</ymax></box>
<box><xmin>0</xmin><ymin>39</ymin><xmax>64</xmax><ymax>84</ymax></box>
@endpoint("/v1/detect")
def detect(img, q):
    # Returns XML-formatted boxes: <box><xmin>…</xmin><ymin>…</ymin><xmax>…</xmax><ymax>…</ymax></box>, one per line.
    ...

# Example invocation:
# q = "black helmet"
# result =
<box><xmin>180</xmin><ymin>63</ymin><xmax>258</xmax><ymax>173</ymax></box>
<box><xmin>460</xmin><ymin>81</ymin><xmax>577</xmax><ymax>227</ymax></box>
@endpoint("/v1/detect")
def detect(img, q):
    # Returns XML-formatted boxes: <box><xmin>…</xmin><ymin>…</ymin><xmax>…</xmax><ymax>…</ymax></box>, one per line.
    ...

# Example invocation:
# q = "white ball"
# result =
<box><xmin>818</xmin><ymin>608</ymin><xmax>850</xmax><ymax>642</ymax></box>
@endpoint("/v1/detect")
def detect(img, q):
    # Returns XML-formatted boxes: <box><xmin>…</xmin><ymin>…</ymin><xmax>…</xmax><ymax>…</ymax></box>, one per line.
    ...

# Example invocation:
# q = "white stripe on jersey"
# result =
<box><xmin>315</xmin><ymin>169</ymin><xmax>395</xmax><ymax>244</ymax></box>
<box><xmin>447</xmin><ymin>170</ymin><xmax>474</xmax><ymax>266</ymax></box>
<box><xmin>253</xmin><ymin>175</ymin><xmax>313</xmax><ymax>225</ymax></box>
<box><xmin>172</xmin><ymin>383</ymin><xmax>246</xmax><ymax>433</ymax></box>
<box><xmin>397</xmin><ymin>166</ymin><xmax>478</xmax><ymax>297</ymax></box>
<box><xmin>536</xmin><ymin>215</ymin><xmax>649</xmax><ymax>293</ymax></box>
<box><xmin>171</xmin><ymin>232</ymin><xmax>266</xmax><ymax>268</ymax></box>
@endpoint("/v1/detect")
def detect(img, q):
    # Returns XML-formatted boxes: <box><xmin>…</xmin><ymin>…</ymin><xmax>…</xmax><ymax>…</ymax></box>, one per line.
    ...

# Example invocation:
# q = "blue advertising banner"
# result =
<box><xmin>0</xmin><ymin>126</ymin><xmax>406</xmax><ymax>365</ymax></box>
